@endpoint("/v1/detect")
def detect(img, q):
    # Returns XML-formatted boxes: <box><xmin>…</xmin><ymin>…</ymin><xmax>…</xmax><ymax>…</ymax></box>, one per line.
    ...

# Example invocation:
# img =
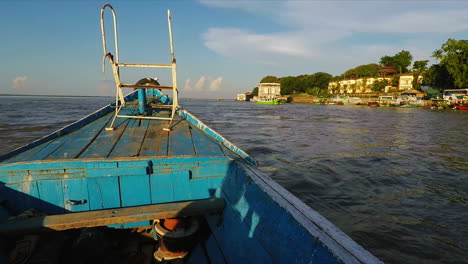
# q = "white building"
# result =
<box><xmin>258</xmin><ymin>83</ymin><xmax>281</xmax><ymax>99</ymax></box>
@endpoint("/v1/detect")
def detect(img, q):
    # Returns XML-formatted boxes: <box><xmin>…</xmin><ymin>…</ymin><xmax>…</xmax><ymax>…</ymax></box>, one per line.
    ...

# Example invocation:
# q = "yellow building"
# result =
<box><xmin>328</xmin><ymin>77</ymin><xmax>392</xmax><ymax>94</ymax></box>
<box><xmin>328</xmin><ymin>75</ymin><xmax>422</xmax><ymax>94</ymax></box>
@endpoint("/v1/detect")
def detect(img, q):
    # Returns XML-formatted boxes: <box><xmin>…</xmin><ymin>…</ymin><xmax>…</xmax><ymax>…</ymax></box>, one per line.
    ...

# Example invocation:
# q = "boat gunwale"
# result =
<box><xmin>236</xmin><ymin>159</ymin><xmax>382</xmax><ymax>264</ymax></box>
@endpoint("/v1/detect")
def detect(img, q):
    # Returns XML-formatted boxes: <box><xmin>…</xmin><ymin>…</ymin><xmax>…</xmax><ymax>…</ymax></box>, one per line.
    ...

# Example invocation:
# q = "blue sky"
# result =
<box><xmin>1</xmin><ymin>1</ymin><xmax>468</xmax><ymax>99</ymax></box>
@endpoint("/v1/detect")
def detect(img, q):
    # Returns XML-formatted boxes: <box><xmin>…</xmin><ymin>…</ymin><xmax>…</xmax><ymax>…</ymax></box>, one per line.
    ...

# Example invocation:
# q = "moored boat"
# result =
<box><xmin>377</xmin><ymin>95</ymin><xmax>396</xmax><ymax>107</ymax></box>
<box><xmin>0</xmin><ymin>5</ymin><xmax>381</xmax><ymax>263</ymax></box>
<box><xmin>454</xmin><ymin>103</ymin><xmax>468</xmax><ymax>110</ymax></box>
<box><xmin>255</xmin><ymin>97</ymin><xmax>286</xmax><ymax>105</ymax></box>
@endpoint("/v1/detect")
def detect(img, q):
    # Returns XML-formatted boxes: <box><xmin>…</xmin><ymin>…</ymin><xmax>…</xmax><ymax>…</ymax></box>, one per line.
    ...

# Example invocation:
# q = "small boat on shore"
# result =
<box><xmin>255</xmin><ymin>97</ymin><xmax>286</xmax><ymax>105</ymax></box>
<box><xmin>454</xmin><ymin>103</ymin><xmax>468</xmax><ymax>110</ymax></box>
<box><xmin>377</xmin><ymin>95</ymin><xmax>396</xmax><ymax>107</ymax></box>
<box><xmin>0</xmin><ymin>5</ymin><xmax>380</xmax><ymax>263</ymax></box>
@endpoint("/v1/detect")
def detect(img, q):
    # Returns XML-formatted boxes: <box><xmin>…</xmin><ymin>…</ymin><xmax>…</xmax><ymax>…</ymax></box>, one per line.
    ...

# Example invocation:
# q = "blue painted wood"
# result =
<box><xmin>139</xmin><ymin>120</ymin><xmax>169</xmax><ymax>156</ymax></box>
<box><xmin>149</xmin><ymin>172</ymin><xmax>174</xmax><ymax>204</ymax></box>
<box><xmin>87</xmin><ymin>177</ymin><xmax>121</xmax><ymax>210</ymax></box>
<box><xmin>178</xmin><ymin>108</ymin><xmax>257</xmax><ymax>165</ymax></box>
<box><xmin>172</xmin><ymin>170</ymin><xmax>191</xmax><ymax>201</ymax></box>
<box><xmin>108</xmin><ymin>119</ymin><xmax>149</xmax><ymax>158</ymax></box>
<box><xmin>206</xmin><ymin>234</ymin><xmax>228</xmax><ymax>264</ymax></box>
<box><xmin>189</xmin><ymin>175</ymin><xmax>212</xmax><ymax>200</ymax></box>
<box><xmin>191</xmin><ymin>164</ymin><xmax>229</xmax><ymax>179</ymax></box>
<box><xmin>78</xmin><ymin>118</ymin><xmax>129</xmax><ymax>158</ymax></box>
<box><xmin>309</xmin><ymin>241</ymin><xmax>341</xmax><ymax>264</ymax></box>
<box><xmin>3</xmin><ymin>141</ymin><xmax>53</xmax><ymax>163</ymax></box>
<box><xmin>0</xmin><ymin>91</ymin><xmax>136</xmax><ymax>162</ymax></box>
<box><xmin>20</xmin><ymin>132</ymin><xmax>75</xmax><ymax>161</ymax></box>
<box><xmin>0</xmin><ymin>182</ymin><xmax>41</xmax><ymax>214</ymax></box>
<box><xmin>119</xmin><ymin>175</ymin><xmax>151</xmax><ymax>207</ymax></box>
<box><xmin>206</xmin><ymin>200</ymin><xmax>273</xmax><ymax>263</ymax></box>
<box><xmin>190</xmin><ymin>127</ymin><xmax>225</xmax><ymax>157</ymax></box>
<box><xmin>37</xmin><ymin>180</ymin><xmax>65</xmax><ymax>214</ymax></box>
<box><xmin>45</xmin><ymin>113</ymin><xmax>113</xmax><ymax>160</ymax></box>
<box><xmin>188</xmin><ymin>234</ymin><xmax>227</xmax><ymax>264</ymax></box>
<box><xmin>207</xmin><ymin>161</ymin><xmax>353</xmax><ymax>263</ymax></box>
<box><xmin>62</xmin><ymin>178</ymin><xmax>90</xmax><ymax>212</ymax></box>
<box><xmin>168</xmin><ymin>119</ymin><xmax>195</xmax><ymax>156</ymax></box>
<box><xmin>87</xmin><ymin>166</ymin><xmax>149</xmax><ymax>178</ymax></box>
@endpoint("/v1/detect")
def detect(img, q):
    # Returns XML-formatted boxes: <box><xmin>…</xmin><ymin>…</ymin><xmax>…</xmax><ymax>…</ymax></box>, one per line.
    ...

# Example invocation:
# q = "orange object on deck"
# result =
<box><xmin>163</xmin><ymin>218</ymin><xmax>181</xmax><ymax>230</ymax></box>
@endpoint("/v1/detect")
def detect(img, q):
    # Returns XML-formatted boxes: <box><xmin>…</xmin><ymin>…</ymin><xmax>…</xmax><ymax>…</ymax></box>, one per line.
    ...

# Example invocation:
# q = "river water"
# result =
<box><xmin>1</xmin><ymin>96</ymin><xmax>467</xmax><ymax>263</ymax></box>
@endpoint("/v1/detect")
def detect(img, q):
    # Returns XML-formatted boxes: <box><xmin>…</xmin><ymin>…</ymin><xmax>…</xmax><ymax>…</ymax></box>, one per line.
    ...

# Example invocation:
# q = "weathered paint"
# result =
<box><xmin>0</xmin><ymin>198</ymin><xmax>225</xmax><ymax>234</ymax></box>
<box><xmin>178</xmin><ymin>108</ymin><xmax>257</xmax><ymax>165</ymax></box>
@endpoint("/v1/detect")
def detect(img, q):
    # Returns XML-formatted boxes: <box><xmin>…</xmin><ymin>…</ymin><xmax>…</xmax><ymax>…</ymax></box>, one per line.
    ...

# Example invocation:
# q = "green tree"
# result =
<box><xmin>361</xmin><ymin>78</ymin><xmax>368</xmax><ymax>92</ymax></box>
<box><xmin>433</xmin><ymin>39</ymin><xmax>468</xmax><ymax>88</ymax></box>
<box><xmin>312</xmin><ymin>72</ymin><xmax>333</xmax><ymax>90</ymax></box>
<box><xmin>380</xmin><ymin>51</ymin><xmax>413</xmax><ymax>73</ymax></box>
<box><xmin>392</xmin><ymin>74</ymin><xmax>400</xmax><ymax>87</ymax></box>
<box><xmin>260</xmin><ymin>75</ymin><xmax>280</xmax><ymax>83</ymax></box>
<box><xmin>371</xmin><ymin>79</ymin><xmax>388</xmax><ymax>92</ymax></box>
<box><xmin>380</xmin><ymin>56</ymin><xmax>394</xmax><ymax>66</ymax></box>
<box><xmin>422</xmin><ymin>64</ymin><xmax>454</xmax><ymax>90</ymax></box>
<box><xmin>413</xmin><ymin>60</ymin><xmax>428</xmax><ymax>73</ymax></box>
<box><xmin>343</xmin><ymin>64</ymin><xmax>381</xmax><ymax>78</ymax></box>
<box><xmin>252</xmin><ymin>87</ymin><xmax>258</xmax><ymax>96</ymax></box>
<box><xmin>393</xmin><ymin>50</ymin><xmax>413</xmax><ymax>73</ymax></box>
<box><xmin>280</xmin><ymin>76</ymin><xmax>297</xmax><ymax>95</ymax></box>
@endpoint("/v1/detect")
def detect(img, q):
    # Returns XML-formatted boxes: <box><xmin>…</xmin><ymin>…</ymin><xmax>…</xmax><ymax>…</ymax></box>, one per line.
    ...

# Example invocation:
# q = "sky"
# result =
<box><xmin>1</xmin><ymin>0</ymin><xmax>468</xmax><ymax>99</ymax></box>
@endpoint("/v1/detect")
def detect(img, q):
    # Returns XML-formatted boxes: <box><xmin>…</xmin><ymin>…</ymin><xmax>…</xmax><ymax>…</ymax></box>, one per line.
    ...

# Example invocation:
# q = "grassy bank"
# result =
<box><xmin>289</xmin><ymin>93</ymin><xmax>317</xmax><ymax>104</ymax></box>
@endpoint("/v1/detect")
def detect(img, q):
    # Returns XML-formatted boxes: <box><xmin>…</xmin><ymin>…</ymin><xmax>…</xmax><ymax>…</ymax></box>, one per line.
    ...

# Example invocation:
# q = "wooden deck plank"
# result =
<box><xmin>78</xmin><ymin>118</ymin><xmax>129</xmax><ymax>159</ymax></box>
<box><xmin>0</xmin><ymin>198</ymin><xmax>225</xmax><ymax>234</ymax></box>
<box><xmin>139</xmin><ymin>120</ymin><xmax>169</xmax><ymax>157</ymax></box>
<box><xmin>45</xmin><ymin>114</ymin><xmax>112</xmax><ymax>160</ymax></box>
<box><xmin>191</xmin><ymin>127</ymin><xmax>225</xmax><ymax>157</ymax></box>
<box><xmin>168</xmin><ymin>119</ymin><xmax>196</xmax><ymax>156</ymax></box>
<box><xmin>108</xmin><ymin>119</ymin><xmax>149</xmax><ymax>158</ymax></box>
<box><xmin>25</xmin><ymin>133</ymin><xmax>77</xmax><ymax>162</ymax></box>
<box><xmin>4</xmin><ymin>141</ymin><xmax>53</xmax><ymax>163</ymax></box>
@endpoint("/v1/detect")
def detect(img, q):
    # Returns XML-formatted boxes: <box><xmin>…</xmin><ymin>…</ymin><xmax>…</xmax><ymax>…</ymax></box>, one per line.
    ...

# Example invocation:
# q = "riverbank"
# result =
<box><xmin>289</xmin><ymin>93</ymin><xmax>318</xmax><ymax>104</ymax></box>
<box><xmin>288</xmin><ymin>93</ymin><xmax>438</xmax><ymax>106</ymax></box>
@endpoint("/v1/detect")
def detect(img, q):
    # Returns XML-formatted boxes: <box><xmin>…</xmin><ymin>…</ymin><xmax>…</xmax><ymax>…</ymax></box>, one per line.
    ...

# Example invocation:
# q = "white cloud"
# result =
<box><xmin>203</xmin><ymin>28</ymin><xmax>313</xmax><ymax>66</ymax></box>
<box><xmin>182</xmin><ymin>76</ymin><xmax>224</xmax><ymax>95</ymax></box>
<box><xmin>200</xmin><ymin>0</ymin><xmax>468</xmax><ymax>70</ymax></box>
<box><xmin>184</xmin><ymin>78</ymin><xmax>192</xmax><ymax>91</ymax></box>
<box><xmin>12</xmin><ymin>76</ymin><xmax>29</xmax><ymax>90</ymax></box>
<box><xmin>209</xmin><ymin>77</ymin><xmax>223</xmax><ymax>91</ymax></box>
<box><xmin>194</xmin><ymin>76</ymin><xmax>206</xmax><ymax>90</ymax></box>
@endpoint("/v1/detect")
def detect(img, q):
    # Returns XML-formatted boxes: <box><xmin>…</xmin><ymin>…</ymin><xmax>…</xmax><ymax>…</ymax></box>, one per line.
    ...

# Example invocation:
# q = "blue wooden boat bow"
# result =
<box><xmin>0</xmin><ymin>4</ymin><xmax>381</xmax><ymax>263</ymax></box>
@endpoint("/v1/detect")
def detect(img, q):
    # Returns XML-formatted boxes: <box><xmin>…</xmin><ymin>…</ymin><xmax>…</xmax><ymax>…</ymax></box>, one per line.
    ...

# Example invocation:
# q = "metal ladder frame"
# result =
<box><xmin>100</xmin><ymin>4</ymin><xmax>178</xmax><ymax>131</ymax></box>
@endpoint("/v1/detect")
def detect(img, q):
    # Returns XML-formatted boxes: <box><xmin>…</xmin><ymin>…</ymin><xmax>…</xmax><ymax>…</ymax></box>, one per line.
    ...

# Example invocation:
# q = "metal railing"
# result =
<box><xmin>100</xmin><ymin>4</ymin><xmax>178</xmax><ymax>131</ymax></box>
